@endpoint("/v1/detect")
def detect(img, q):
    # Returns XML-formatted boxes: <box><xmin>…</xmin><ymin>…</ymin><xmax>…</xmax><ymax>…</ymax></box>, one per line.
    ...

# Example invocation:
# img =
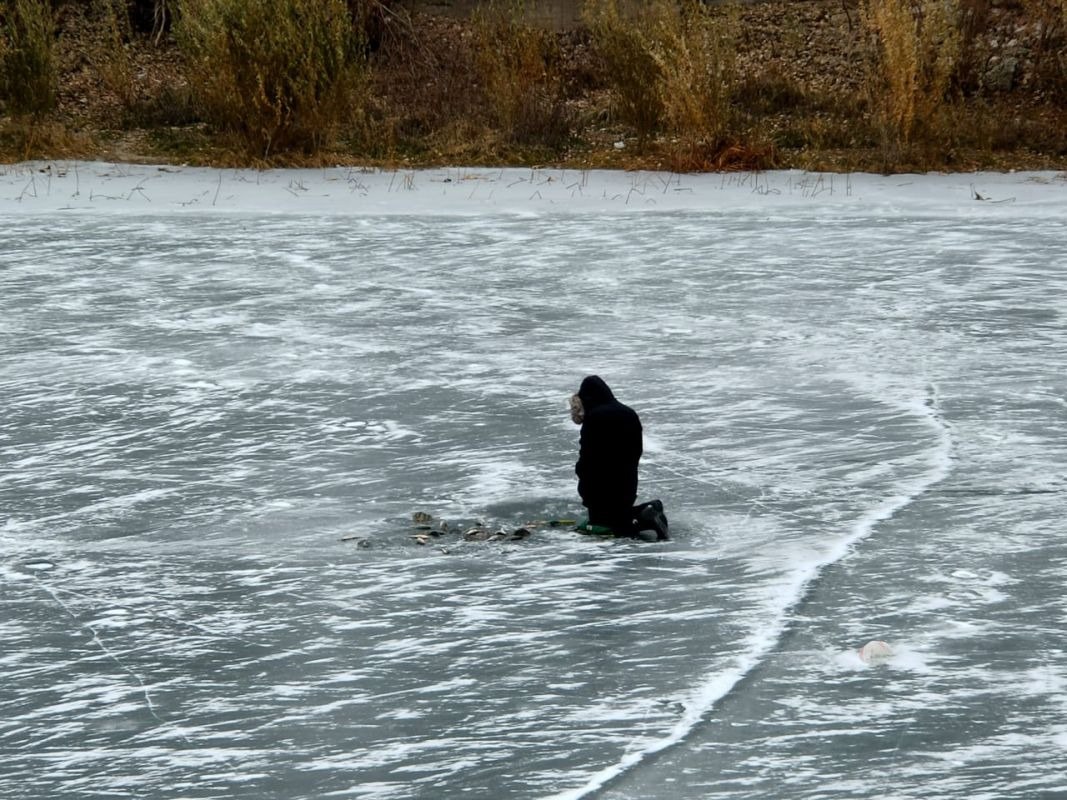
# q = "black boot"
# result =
<box><xmin>637</xmin><ymin>501</ymin><xmax>670</xmax><ymax>541</ymax></box>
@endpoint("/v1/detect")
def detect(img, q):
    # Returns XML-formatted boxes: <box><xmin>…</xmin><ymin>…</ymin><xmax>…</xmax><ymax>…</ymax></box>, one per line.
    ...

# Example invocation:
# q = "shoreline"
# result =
<box><xmin>5</xmin><ymin>160</ymin><xmax>1065</xmax><ymax>217</ymax></box>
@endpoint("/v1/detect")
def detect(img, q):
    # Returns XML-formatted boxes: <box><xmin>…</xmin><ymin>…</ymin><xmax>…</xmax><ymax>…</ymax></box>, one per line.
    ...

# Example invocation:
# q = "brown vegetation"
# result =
<box><xmin>0</xmin><ymin>0</ymin><xmax>1064</xmax><ymax>172</ymax></box>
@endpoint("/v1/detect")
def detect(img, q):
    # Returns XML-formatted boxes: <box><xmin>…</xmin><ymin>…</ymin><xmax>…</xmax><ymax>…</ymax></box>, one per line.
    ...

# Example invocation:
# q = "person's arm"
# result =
<box><xmin>576</xmin><ymin>425</ymin><xmax>589</xmax><ymax>501</ymax></box>
<box><xmin>576</xmin><ymin>413</ymin><xmax>609</xmax><ymax>506</ymax></box>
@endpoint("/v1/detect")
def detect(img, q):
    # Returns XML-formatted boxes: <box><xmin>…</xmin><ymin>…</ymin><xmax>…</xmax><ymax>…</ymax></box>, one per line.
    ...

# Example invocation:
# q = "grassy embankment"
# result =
<box><xmin>1</xmin><ymin>0</ymin><xmax>1065</xmax><ymax>172</ymax></box>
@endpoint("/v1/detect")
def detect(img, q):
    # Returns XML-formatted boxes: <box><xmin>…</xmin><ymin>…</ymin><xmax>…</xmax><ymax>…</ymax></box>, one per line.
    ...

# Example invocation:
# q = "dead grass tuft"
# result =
<box><xmin>0</xmin><ymin>115</ymin><xmax>91</xmax><ymax>161</ymax></box>
<box><xmin>584</xmin><ymin>0</ymin><xmax>738</xmax><ymax>146</ymax></box>
<box><xmin>666</xmin><ymin>137</ymin><xmax>779</xmax><ymax>172</ymax></box>
<box><xmin>471</xmin><ymin>2</ymin><xmax>573</xmax><ymax>147</ymax></box>
<box><xmin>863</xmin><ymin>0</ymin><xmax>961</xmax><ymax>151</ymax></box>
<box><xmin>175</xmin><ymin>0</ymin><xmax>367</xmax><ymax>158</ymax></box>
<box><xmin>1</xmin><ymin>0</ymin><xmax>58</xmax><ymax>116</ymax></box>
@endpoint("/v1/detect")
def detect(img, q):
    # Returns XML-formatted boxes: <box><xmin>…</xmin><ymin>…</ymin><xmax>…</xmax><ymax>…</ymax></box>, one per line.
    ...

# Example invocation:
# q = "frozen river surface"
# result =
<box><xmin>2</xmin><ymin>164</ymin><xmax>1067</xmax><ymax>799</ymax></box>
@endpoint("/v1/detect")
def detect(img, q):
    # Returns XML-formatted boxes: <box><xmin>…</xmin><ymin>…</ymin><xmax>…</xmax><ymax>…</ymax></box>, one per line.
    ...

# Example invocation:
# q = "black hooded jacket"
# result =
<box><xmin>575</xmin><ymin>376</ymin><xmax>642</xmax><ymax>514</ymax></box>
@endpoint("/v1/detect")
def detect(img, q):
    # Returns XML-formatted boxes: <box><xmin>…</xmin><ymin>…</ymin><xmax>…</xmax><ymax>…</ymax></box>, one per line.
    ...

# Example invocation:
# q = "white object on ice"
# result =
<box><xmin>858</xmin><ymin>640</ymin><xmax>893</xmax><ymax>664</ymax></box>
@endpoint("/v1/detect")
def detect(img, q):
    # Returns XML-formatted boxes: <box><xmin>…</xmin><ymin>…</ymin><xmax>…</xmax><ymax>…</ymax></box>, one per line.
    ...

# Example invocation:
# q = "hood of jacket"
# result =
<box><xmin>577</xmin><ymin>375</ymin><xmax>616</xmax><ymax>411</ymax></box>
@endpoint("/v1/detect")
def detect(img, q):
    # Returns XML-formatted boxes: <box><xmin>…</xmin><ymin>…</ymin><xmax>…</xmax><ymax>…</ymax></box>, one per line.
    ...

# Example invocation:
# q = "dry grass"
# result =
<box><xmin>583</xmin><ymin>0</ymin><xmax>748</xmax><ymax>167</ymax></box>
<box><xmin>0</xmin><ymin>114</ymin><xmax>92</xmax><ymax>161</ymax></box>
<box><xmin>88</xmin><ymin>0</ymin><xmax>137</xmax><ymax>111</ymax></box>
<box><xmin>353</xmin><ymin>9</ymin><xmax>484</xmax><ymax>162</ymax></box>
<box><xmin>583</xmin><ymin>0</ymin><xmax>662</xmax><ymax>139</ymax></box>
<box><xmin>954</xmin><ymin>0</ymin><xmax>992</xmax><ymax>93</ymax></box>
<box><xmin>1020</xmin><ymin>0</ymin><xmax>1067</xmax><ymax>100</ymax></box>
<box><xmin>645</xmin><ymin>0</ymin><xmax>738</xmax><ymax>144</ymax></box>
<box><xmin>1</xmin><ymin>0</ymin><xmax>58</xmax><ymax>115</ymax></box>
<box><xmin>470</xmin><ymin>3</ymin><xmax>572</xmax><ymax>148</ymax></box>
<box><xmin>175</xmin><ymin>0</ymin><xmax>366</xmax><ymax>158</ymax></box>
<box><xmin>1</xmin><ymin>0</ymin><xmax>1064</xmax><ymax>172</ymax></box>
<box><xmin>863</xmin><ymin>0</ymin><xmax>960</xmax><ymax>150</ymax></box>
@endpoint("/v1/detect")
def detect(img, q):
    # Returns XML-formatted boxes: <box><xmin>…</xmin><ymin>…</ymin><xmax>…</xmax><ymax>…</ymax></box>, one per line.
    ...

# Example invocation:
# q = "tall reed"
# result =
<box><xmin>864</xmin><ymin>0</ymin><xmax>960</xmax><ymax>148</ymax></box>
<box><xmin>584</xmin><ymin>0</ymin><xmax>737</xmax><ymax>145</ymax></box>
<box><xmin>583</xmin><ymin>0</ymin><xmax>662</xmax><ymax>139</ymax></box>
<box><xmin>0</xmin><ymin>0</ymin><xmax>57</xmax><ymax>115</ymax></box>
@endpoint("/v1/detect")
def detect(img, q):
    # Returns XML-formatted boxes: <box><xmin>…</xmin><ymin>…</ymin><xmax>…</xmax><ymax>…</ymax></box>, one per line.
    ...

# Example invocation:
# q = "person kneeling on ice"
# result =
<box><xmin>570</xmin><ymin>375</ymin><xmax>669</xmax><ymax>541</ymax></box>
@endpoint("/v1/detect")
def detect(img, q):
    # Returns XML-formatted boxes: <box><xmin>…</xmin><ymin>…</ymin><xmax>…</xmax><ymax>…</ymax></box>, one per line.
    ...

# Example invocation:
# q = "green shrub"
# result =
<box><xmin>0</xmin><ymin>0</ymin><xmax>58</xmax><ymax>116</ymax></box>
<box><xmin>175</xmin><ymin>0</ymin><xmax>365</xmax><ymax>158</ymax></box>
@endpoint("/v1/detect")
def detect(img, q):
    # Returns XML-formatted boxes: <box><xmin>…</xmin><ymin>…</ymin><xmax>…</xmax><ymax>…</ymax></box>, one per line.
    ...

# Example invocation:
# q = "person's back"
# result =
<box><xmin>572</xmin><ymin>375</ymin><xmax>643</xmax><ymax>534</ymax></box>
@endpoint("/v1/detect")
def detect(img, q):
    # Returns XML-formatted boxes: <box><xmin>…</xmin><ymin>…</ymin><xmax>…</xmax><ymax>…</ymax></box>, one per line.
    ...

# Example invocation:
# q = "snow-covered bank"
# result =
<box><xmin>2</xmin><ymin>161</ymin><xmax>1064</xmax><ymax>218</ymax></box>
